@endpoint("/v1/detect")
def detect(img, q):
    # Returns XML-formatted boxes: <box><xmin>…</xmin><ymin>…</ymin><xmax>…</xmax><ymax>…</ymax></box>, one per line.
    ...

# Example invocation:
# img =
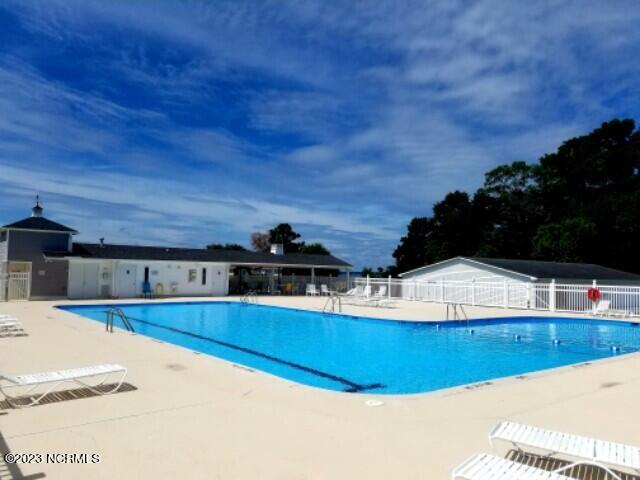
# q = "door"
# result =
<box><xmin>210</xmin><ymin>267</ymin><xmax>226</xmax><ymax>295</ymax></box>
<box><xmin>81</xmin><ymin>263</ymin><xmax>99</xmax><ymax>298</ymax></box>
<box><xmin>68</xmin><ymin>263</ymin><xmax>99</xmax><ymax>299</ymax></box>
<box><xmin>117</xmin><ymin>264</ymin><xmax>138</xmax><ymax>298</ymax></box>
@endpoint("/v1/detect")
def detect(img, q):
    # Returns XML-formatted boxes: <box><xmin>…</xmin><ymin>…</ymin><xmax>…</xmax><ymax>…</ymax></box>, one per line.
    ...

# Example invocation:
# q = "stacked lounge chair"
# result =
<box><xmin>452</xmin><ymin>421</ymin><xmax>640</xmax><ymax>480</ymax></box>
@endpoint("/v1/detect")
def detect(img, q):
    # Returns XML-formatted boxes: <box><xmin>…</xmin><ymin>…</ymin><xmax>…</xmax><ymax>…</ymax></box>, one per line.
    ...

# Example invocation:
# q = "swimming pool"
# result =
<box><xmin>59</xmin><ymin>302</ymin><xmax>640</xmax><ymax>394</ymax></box>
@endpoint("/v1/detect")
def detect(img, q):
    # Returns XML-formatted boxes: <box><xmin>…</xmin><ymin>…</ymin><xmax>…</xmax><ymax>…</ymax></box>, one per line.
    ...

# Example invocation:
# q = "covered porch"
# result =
<box><xmin>228</xmin><ymin>265</ymin><xmax>352</xmax><ymax>295</ymax></box>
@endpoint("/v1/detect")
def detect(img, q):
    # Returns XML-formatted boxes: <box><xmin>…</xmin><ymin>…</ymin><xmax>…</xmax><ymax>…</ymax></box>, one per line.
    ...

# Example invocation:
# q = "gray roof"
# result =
<box><xmin>48</xmin><ymin>242</ymin><xmax>351</xmax><ymax>268</ymax></box>
<box><xmin>2</xmin><ymin>216</ymin><xmax>77</xmax><ymax>233</ymax></box>
<box><xmin>468</xmin><ymin>257</ymin><xmax>640</xmax><ymax>281</ymax></box>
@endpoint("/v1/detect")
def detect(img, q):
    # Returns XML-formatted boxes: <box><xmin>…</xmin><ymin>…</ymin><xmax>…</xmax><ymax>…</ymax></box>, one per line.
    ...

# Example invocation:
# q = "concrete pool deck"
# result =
<box><xmin>1</xmin><ymin>297</ymin><xmax>639</xmax><ymax>479</ymax></box>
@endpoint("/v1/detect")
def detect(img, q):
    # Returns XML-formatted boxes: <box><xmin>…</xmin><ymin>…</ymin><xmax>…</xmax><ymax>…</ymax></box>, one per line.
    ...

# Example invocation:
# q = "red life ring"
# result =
<box><xmin>587</xmin><ymin>288</ymin><xmax>601</xmax><ymax>302</ymax></box>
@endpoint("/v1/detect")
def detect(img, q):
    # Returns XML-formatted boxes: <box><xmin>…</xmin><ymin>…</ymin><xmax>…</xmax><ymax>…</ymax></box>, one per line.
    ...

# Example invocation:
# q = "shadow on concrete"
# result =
<box><xmin>0</xmin><ymin>431</ymin><xmax>46</xmax><ymax>479</ymax></box>
<box><xmin>0</xmin><ymin>383</ymin><xmax>137</xmax><ymax>410</ymax></box>
<box><xmin>506</xmin><ymin>449</ymin><xmax>640</xmax><ymax>480</ymax></box>
<box><xmin>0</xmin><ymin>329</ymin><xmax>28</xmax><ymax>339</ymax></box>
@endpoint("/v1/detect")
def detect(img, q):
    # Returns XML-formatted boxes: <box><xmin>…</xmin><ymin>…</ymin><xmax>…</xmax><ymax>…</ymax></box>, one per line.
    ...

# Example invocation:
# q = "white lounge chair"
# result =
<box><xmin>351</xmin><ymin>285</ymin><xmax>372</xmax><ymax>305</ymax></box>
<box><xmin>0</xmin><ymin>363</ymin><xmax>127</xmax><ymax>408</ymax></box>
<box><xmin>369</xmin><ymin>285</ymin><xmax>395</xmax><ymax>307</ymax></box>
<box><xmin>489</xmin><ymin>421</ymin><xmax>640</xmax><ymax>480</ymax></box>
<box><xmin>593</xmin><ymin>300</ymin><xmax>630</xmax><ymax>318</ymax></box>
<box><xmin>340</xmin><ymin>286</ymin><xmax>362</xmax><ymax>304</ymax></box>
<box><xmin>452</xmin><ymin>453</ymin><xmax>572</xmax><ymax>479</ymax></box>
<box><xmin>306</xmin><ymin>284</ymin><xmax>319</xmax><ymax>296</ymax></box>
<box><xmin>0</xmin><ymin>317</ymin><xmax>21</xmax><ymax>329</ymax></box>
<box><xmin>320</xmin><ymin>284</ymin><xmax>331</xmax><ymax>296</ymax></box>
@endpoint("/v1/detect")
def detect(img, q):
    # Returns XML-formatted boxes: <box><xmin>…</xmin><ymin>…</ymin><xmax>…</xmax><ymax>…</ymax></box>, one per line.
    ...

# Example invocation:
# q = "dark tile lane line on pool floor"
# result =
<box><xmin>124</xmin><ymin>315</ymin><xmax>385</xmax><ymax>393</ymax></box>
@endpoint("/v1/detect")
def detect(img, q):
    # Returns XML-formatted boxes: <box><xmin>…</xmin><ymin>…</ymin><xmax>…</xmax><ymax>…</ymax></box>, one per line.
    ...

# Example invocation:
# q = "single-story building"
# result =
<box><xmin>399</xmin><ymin>256</ymin><xmax>640</xmax><ymax>285</ymax></box>
<box><xmin>398</xmin><ymin>256</ymin><xmax>640</xmax><ymax>310</ymax></box>
<box><xmin>1</xmin><ymin>199</ymin><xmax>351</xmax><ymax>300</ymax></box>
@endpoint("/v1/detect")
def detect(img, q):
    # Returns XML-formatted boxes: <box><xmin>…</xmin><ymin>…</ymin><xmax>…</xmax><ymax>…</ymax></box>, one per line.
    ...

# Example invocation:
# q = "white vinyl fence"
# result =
<box><xmin>0</xmin><ymin>272</ymin><xmax>31</xmax><ymax>301</ymax></box>
<box><xmin>354</xmin><ymin>277</ymin><xmax>640</xmax><ymax>317</ymax></box>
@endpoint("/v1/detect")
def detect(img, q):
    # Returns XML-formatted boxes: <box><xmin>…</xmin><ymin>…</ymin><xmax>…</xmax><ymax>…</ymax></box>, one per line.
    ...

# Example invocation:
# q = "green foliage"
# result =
<box><xmin>392</xmin><ymin>118</ymin><xmax>640</xmax><ymax>273</ymax></box>
<box><xmin>269</xmin><ymin>223</ymin><xmax>304</xmax><ymax>253</ymax></box>
<box><xmin>251</xmin><ymin>224</ymin><xmax>332</xmax><ymax>255</ymax></box>
<box><xmin>298</xmin><ymin>242</ymin><xmax>330</xmax><ymax>255</ymax></box>
<box><xmin>206</xmin><ymin>243</ymin><xmax>247</xmax><ymax>251</ymax></box>
<box><xmin>361</xmin><ymin>266</ymin><xmax>389</xmax><ymax>278</ymax></box>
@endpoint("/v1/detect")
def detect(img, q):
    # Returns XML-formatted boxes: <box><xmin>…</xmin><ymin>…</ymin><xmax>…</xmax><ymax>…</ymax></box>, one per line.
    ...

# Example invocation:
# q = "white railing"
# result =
<box><xmin>1</xmin><ymin>272</ymin><xmax>31</xmax><ymax>301</ymax></box>
<box><xmin>354</xmin><ymin>277</ymin><xmax>640</xmax><ymax>317</ymax></box>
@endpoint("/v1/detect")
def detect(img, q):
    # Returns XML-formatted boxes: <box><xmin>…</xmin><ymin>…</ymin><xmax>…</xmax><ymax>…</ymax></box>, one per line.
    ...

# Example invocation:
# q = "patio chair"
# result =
<box><xmin>142</xmin><ymin>281</ymin><xmax>153</xmax><ymax>299</ymax></box>
<box><xmin>370</xmin><ymin>285</ymin><xmax>395</xmax><ymax>307</ymax></box>
<box><xmin>593</xmin><ymin>300</ymin><xmax>630</xmax><ymax>318</ymax></box>
<box><xmin>306</xmin><ymin>284</ymin><xmax>319</xmax><ymax>296</ymax></box>
<box><xmin>0</xmin><ymin>363</ymin><xmax>127</xmax><ymax>408</ymax></box>
<box><xmin>340</xmin><ymin>285</ymin><xmax>363</xmax><ymax>304</ymax></box>
<box><xmin>452</xmin><ymin>453</ymin><xmax>572</xmax><ymax>479</ymax></box>
<box><xmin>320</xmin><ymin>284</ymin><xmax>331</xmax><ymax>296</ymax></box>
<box><xmin>489</xmin><ymin>421</ymin><xmax>640</xmax><ymax>480</ymax></box>
<box><xmin>0</xmin><ymin>317</ymin><xmax>21</xmax><ymax>330</ymax></box>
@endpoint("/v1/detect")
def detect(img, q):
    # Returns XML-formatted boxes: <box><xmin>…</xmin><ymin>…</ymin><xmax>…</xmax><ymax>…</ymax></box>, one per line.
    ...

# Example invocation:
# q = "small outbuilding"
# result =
<box><xmin>399</xmin><ymin>257</ymin><xmax>640</xmax><ymax>286</ymax></box>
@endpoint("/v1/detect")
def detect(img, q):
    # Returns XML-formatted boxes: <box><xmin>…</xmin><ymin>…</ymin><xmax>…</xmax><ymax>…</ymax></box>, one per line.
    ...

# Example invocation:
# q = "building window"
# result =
<box><xmin>202</xmin><ymin>268</ymin><xmax>207</xmax><ymax>285</ymax></box>
<box><xmin>188</xmin><ymin>269</ymin><xmax>197</xmax><ymax>282</ymax></box>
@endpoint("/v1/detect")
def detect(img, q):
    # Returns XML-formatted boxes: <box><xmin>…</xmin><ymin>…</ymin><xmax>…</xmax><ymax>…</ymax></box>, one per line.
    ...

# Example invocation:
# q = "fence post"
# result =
<box><xmin>549</xmin><ymin>279</ymin><xmax>556</xmax><ymax>312</ymax></box>
<box><xmin>503</xmin><ymin>279</ymin><xmax>508</xmax><ymax>308</ymax></box>
<box><xmin>471</xmin><ymin>278</ymin><xmax>476</xmax><ymax>306</ymax></box>
<box><xmin>388</xmin><ymin>275</ymin><xmax>391</xmax><ymax>299</ymax></box>
<box><xmin>440</xmin><ymin>278</ymin><xmax>444</xmax><ymax>303</ymax></box>
<box><xmin>526</xmin><ymin>282</ymin><xmax>532</xmax><ymax>309</ymax></box>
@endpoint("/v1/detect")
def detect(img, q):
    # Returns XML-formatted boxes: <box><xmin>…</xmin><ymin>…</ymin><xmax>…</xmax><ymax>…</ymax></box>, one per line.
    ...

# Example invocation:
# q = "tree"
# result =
<box><xmin>298</xmin><ymin>242</ymin><xmax>330</xmax><ymax>255</ymax></box>
<box><xmin>206</xmin><ymin>243</ymin><xmax>247</xmax><ymax>251</ymax></box>
<box><xmin>392</xmin><ymin>217</ymin><xmax>433</xmax><ymax>274</ymax></box>
<box><xmin>361</xmin><ymin>266</ymin><xmax>389</xmax><ymax>278</ymax></box>
<box><xmin>250</xmin><ymin>232</ymin><xmax>271</xmax><ymax>253</ymax></box>
<box><xmin>390</xmin><ymin>118</ymin><xmax>640</xmax><ymax>274</ymax></box>
<box><xmin>532</xmin><ymin>218</ymin><xmax>597</xmax><ymax>262</ymax></box>
<box><xmin>476</xmin><ymin>161</ymin><xmax>540</xmax><ymax>259</ymax></box>
<box><xmin>268</xmin><ymin>223</ymin><xmax>304</xmax><ymax>253</ymax></box>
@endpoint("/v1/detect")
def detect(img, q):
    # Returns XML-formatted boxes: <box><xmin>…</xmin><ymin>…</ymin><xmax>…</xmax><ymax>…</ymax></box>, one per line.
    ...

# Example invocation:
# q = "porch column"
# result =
<box><xmin>311</xmin><ymin>267</ymin><xmax>315</xmax><ymax>286</ymax></box>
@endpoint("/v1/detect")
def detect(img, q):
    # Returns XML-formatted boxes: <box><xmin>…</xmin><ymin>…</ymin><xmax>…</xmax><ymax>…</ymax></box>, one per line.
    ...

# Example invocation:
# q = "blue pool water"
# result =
<box><xmin>59</xmin><ymin>302</ymin><xmax>640</xmax><ymax>394</ymax></box>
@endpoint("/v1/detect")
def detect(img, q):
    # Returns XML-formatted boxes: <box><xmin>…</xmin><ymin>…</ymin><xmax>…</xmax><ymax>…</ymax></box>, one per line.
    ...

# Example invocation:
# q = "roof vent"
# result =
<box><xmin>31</xmin><ymin>194</ymin><xmax>43</xmax><ymax>218</ymax></box>
<box><xmin>270</xmin><ymin>243</ymin><xmax>284</xmax><ymax>255</ymax></box>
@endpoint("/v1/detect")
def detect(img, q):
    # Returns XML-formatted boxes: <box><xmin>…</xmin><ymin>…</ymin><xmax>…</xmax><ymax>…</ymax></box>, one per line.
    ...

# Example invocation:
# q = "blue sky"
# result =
<box><xmin>1</xmin><ymin>1</ymin><xmax>639</xmax><ymax>268</ymax></box>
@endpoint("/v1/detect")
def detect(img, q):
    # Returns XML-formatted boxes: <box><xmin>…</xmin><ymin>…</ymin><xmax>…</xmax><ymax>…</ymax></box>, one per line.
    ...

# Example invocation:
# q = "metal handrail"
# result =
<box><xmin>240</xmin><ymin>291</ymin><xmax>258</xmax><ymax>304</ymax></box>
<box><xmin>446</xmin><ymin>303</ymin><xmax>469</xmax><ymax>328</ymax></box>
<box><xmin>106</xmin><ymin>307</ymin><xmax>135</xmax><ymax>333</ymax></box>
<box><xmin>322</xmin><ymin>292</ymin><xmax>342</xmax><ymax>313</ymax></box>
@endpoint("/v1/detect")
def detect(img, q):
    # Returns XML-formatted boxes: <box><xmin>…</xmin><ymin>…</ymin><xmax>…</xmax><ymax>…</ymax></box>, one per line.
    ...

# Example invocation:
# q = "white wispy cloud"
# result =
<box><xmin>1</xmin><ymin>0</ymin><xmax>639</xmax><ymax>267</ymax></box>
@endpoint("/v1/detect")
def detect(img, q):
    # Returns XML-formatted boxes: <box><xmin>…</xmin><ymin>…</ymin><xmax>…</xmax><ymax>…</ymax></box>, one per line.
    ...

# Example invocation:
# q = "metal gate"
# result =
<box><xmin>1</xmin><ymin>272</ymin><xmax>31</xmax><ymax>301</ymax></box>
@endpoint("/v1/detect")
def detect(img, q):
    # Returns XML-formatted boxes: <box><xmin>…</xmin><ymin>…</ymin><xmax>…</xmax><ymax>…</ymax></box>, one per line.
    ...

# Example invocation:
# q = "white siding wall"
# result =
<box><xmin>400</xmin><ymin>260</ymin><xmax>533</xmax><ymax>307</ymax></box>
<box><xmin>68</xmin><ymin>259</ymin><xmax>230</xmax><ymax>299</ymax></box>
<box><xmin>402</xmin><ymin>260</ymin><xmax>523</xmax><ymax>283</ymax></box>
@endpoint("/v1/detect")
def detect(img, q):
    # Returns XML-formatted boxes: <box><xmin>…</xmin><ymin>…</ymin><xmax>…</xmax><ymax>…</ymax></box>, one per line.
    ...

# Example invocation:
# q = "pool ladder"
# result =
<box><xmin>322</xmin><ymin>292</ymin><xmax>342</xmax><ymax>313</ymax></box>
<box><xmin>105</xmin><ymin>307</ymin><xmax>135</xmax><ymax>333</ymax></box>
<box><xmin>446</xmin><ymin>303</ymin><xmax>469</xmax><ymax>328</ymax></box>
<box><xmin>240</xmin><ymin>291</ymin><xmax>258</xmax><ymax>304</ymax></box>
